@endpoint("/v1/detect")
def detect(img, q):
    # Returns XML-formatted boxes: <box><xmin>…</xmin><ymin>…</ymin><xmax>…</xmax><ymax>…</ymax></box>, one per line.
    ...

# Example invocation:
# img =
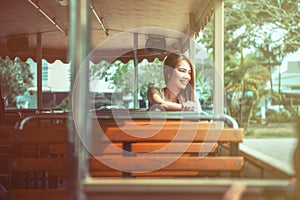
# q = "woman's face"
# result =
<box><xmin>167</xmin><ymin>60</ymin><xmax>192</xmax><ymax>90</ymax></box>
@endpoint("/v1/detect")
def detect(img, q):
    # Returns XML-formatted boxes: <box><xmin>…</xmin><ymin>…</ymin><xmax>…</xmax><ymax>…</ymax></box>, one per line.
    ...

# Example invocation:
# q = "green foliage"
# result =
<box><xmin>90</xmin><ymin>58</ymin><xmax>165</xmax><ymax>103</ymax></box>
<box><xmin>200</xmin><ymin>0</ymin><xmax>300</xmax><ymax>59</ymax></box>
<box><xmin>198</xmin><ymin>0</ymin><xmax>300</xmax><ymax>127</ymax></box>
<box><xmin>0</xmin><ymin>57</ymin><xmax>33</xmax><ymax>106</ymax></box>
<box><xmin>109</xmin><ymin>61</ymin><xmax>134</xmax><ymax>95</ymax></box>
<box><xmin>138</xmin><ymin>59</ymin><xmax>165</xmax><ymax>100</ymax></box>
<box><xmin>195</xmin><ymin>58</ymin><xmax>214</xmax><ymax>104</ymax></box>
<box><xmin>90</xmin><ymin>60</ymin><xmax>111</xmax><ymax>80</ymax></box>
<box><xmin>267</xmin><ymin>110</ymin><xmax>292</xmax><ymax>123</ymax></box>
<box><xmin>246</xmin><ymin>125</ymin><xmax>296</xmax><ymax>138</ymax></box>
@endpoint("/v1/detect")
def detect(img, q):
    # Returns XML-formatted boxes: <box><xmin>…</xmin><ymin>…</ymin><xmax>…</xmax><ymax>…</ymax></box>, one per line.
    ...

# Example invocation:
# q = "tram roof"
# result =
<box><xmin>0</xmin><ymin>0</ymin><xmax>215</xmax><ymax>63</ymax></box>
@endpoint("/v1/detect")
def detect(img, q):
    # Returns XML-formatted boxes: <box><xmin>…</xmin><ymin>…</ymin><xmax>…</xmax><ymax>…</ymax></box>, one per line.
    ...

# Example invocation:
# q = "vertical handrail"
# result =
<box><xmin>37</xmin><ymin>32</ymin><xmax>43</xmax><ymax>113</ymax></box>
<box><xmin>69</xmin><ymin>0</ymin><xmax>91</xmax><ymax>200</ymax></box>
<box><xmin>133</xmin><ymin>33</ymin><xmax>139</xmax><ymax>109</ymax></box>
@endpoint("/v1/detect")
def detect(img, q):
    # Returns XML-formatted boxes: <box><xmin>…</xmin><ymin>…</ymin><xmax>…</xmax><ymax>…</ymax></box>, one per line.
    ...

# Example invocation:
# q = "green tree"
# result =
<box><xmin>90</xmin><ymin>59</ymin><xmax>165</xmax><ymax>108</ymax></box>
<box><xmin>138</xmin><ymin>58</ymin><xmax>165</xmax><ymax>100</ymax></box>
<box><xmin>90</xmin><ymin>60</ymin><xmax>134</xmax><ymax>95</ymax></box>
<box><xmin>225</xmin><ymin>52</ymin><xmax>270</xmax><ymax>130</ymax></box>
<box><xmin>198</xmin><ymin>0</ymin><xmax>300</xmax><ymax>126</ymax></box>
<box><xmin>0</xmin><ymin>57</ymin><xmax>33</xmax><ymax>107</ymax></box>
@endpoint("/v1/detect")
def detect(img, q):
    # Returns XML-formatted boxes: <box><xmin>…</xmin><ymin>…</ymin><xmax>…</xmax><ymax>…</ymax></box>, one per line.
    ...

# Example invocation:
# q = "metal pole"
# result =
<box><xmin>133</xmin><ymin>33</ymin><xmax>139</xmax><ymax>109</ymax></box>
<box><xmin>37</xmin><ymin>32</ymin><xmax>42</xmax><ymax>112</ymax></box>
<box><xmin>69</xmin><ymin>0</ymin><xmax>91</xmax><ymax>199</ymax></box>
<box><xmin>278</xmin><ymin>66</ymin><xmax>281</xmax><ymax>98</ymax></box>
<box><xmin>189</xmin><ymin>13</ymin><xmax>195</xmax><ymax>66</ymax></box>
<box><xmin>67</xmin><ymin>0</ymin><xmax>77</xmax><ymax>199</ymax></box>
<box><xmin>213</xmin><ymin>0</ymin><xmax>224</xmax><ymax>115</ymax></box>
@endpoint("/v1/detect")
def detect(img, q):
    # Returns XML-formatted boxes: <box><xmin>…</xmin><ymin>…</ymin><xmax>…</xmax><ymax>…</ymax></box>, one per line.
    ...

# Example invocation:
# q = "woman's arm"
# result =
<box><xmin>147</xmin><ymin>87</ymin><xmax>182</xmax><ymax>111</ymax></box>
<box><xmin>147</xmin><ymin>87</ymin><xmax>202</xmax><ymax>112</ymax></box>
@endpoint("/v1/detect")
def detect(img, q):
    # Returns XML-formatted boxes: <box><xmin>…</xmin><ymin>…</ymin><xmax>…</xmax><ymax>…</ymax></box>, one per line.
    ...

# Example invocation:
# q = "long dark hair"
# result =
<box><xmin>0</xmin><ymin>84</ymin><xmax>4</xmax><ymax>125</ymax></box>
<box><xmin>163</xmin><ymin>53</ymin><xmax>196</xmax><ymax>102</ymax></box>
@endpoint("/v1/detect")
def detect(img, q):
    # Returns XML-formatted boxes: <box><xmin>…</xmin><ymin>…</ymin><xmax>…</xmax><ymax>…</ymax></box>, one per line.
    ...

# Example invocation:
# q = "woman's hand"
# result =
<box><xmin>182</xmin><ymin>101</ymin><xmax>201</xmax><ymax>112</ymax></box>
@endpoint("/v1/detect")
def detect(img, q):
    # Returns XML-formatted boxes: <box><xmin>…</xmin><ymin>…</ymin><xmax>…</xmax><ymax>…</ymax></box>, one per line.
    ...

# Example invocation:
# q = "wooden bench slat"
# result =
<box><xmin>89</xmin><ymin>120</ymin><xmax>244</xmax><ymax>177</ymax></box>
<box><xmin>90</xmin><ymin>156</ymin><xmax>244</xmax><ymax>172</ymax></box>
<box><xmin>131</xmin><ymin>143</ymin><xmax>218</xmax><ymax>153</ymax></box>
<box><xmin>91</xmin><ymin>127</ymin><xmax>243</xmax><ymax>142</ymax></box>
<box><xmin>90</xmin><ymin>171</ymin><xmax>220</xmax><ymax>177</ymax></box>
<box><xmin>98</xmin><ymin>118</ymin><xmax>215</xmax><ymax>123</ymax></box>
<box><xmin>132</xmin><ymin>171</ymin><xmax>221</xmax><ymax>177</ymax></box>
<box><xmin>99</xmin><ymin>120</ymin><xmax>217</xmax><ymax>129</ymax></box>
<box><xmin>90</xmin><ymin>171</ymin><xmax>123</xmax><ymax>177</ymax></box>
<box><xmin>49</xmin><ymin>143</ymin><xmax>218</xmax><ymax>155</ymax></box>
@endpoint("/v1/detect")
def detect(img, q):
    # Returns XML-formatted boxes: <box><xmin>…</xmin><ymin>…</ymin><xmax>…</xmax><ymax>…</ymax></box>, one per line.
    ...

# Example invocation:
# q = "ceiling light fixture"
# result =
<box><xmin>90</xmin><ymin>3</ymin><xmax>109</xmax><ymax>36</ymax></box>
<box><xmin>57</xmin><ymin>0</ymin><xmax>68</xmax><ymax>6</ymax></box>
<box><xmin>145</xmin><ymin>35</ymin><xmax>166</xmax><ymax>53</ymax></box>
<box><xmin>27</xmin><ymin>0</ymin><xmax>66</xmax><ymax>35</ymax></box>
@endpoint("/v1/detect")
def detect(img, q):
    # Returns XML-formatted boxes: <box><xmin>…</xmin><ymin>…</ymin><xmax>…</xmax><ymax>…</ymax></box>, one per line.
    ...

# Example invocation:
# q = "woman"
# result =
<box><xmin>147</xmin><ymin>53</ymin><xmax>201</xmax><ymax>112</ymax></box>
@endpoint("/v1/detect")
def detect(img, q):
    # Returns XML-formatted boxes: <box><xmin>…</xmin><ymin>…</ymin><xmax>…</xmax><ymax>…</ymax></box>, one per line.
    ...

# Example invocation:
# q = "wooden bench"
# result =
<box><xmin>1</xmin><ymin>112</ymin><xmax>23</xmax><ymax>126</ymax></box>
<box><xmin>83</xmin><ymin>114</ymin><xmax>295</xmax><ymax>199</ymax></box>
<box><xmin>88</xmin><ymin>114</ymin><xmax>244</xmax><ymax>178</ymax></box>
<box><xmin>0</xmin><ymin>112</ymin><xmax>244</xmax><ymax>199</ymax></box>
<box><xmin>0</xmin><ymin>124</ymin><xmax>69</xmax><ymax>200</ymax></box>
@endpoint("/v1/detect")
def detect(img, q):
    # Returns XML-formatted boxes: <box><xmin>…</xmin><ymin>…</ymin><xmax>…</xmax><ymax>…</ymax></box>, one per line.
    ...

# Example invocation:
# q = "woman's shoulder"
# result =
<box><xmin>147</xmin><ymin>86</ymin><xmax>162</xmax><ymax>94</ymax></box>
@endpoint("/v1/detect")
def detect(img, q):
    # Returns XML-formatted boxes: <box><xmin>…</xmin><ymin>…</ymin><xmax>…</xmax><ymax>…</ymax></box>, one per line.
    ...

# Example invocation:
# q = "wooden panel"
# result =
<box><xmin>1</xmin><ymin>112</ymin><xmax>22</xmax><ymax>126</ymax></box>
<box><xmin>1</xmin><ymin>130</ymin><xmax>68</xmax><ymax>144</ymax></box>
<box><xmin>8</xmin><ymin>157</ymin><xmax>67</xmax><ymax>172</ymax></box>
<box><xmin>1</xmin><ymin>124</ymin><xmax>69</xmax><ymax>197</ymax></box>
<box><xmin>8</xmin><ymin>188</ymin><xmax>67</xmax><ymax>200</ymax></box>
<box><xmin>0</xmin><ymin>126</ymin><xmax>13</xmax><ymax>157</ymax></box>
<box><xmin>0</xmin><ymin>145</ymin><xmax>12</xmax><ymax>156</ymax></box>
<box><xmin>49</xmin><ymin>144</ymin><xmax>68</xmax><ymax>155</ymax></box>
<box><xmin>90</xmin><ymin>156</ymin><xmax>244</xmax><ymax>172</ymax></box>
<box><xmin>0</xmin><ymin>125</ymin><xmax>14</xmax><ymax>134</ymax></box>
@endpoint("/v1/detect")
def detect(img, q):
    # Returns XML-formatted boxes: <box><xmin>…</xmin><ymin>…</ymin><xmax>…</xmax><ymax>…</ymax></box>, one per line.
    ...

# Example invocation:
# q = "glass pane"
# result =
<box><xmin>90</xmin><ymin>60</ymin><xmax>133</xmax><ymax>110</ymax></box>
<box><xmin>0</xmin><ymin>57</ymin><xmax>35</xmax><ymax>109</ymax></box>
<box><xmin>7</xmin><ymin>58</ymin><xmax>71</xmax><ymax>110</ymax></box>
<box><xmin>43</xmin><ymin>60</ymin><xmax>70</xmax><ymax>109</ymax></box>
<box><xmin>194</xmin><ymin>48</ymin><xmax>214</xmax><ymax>114</ymax></box>
<box><xmin>138</xmin><ymin>58</ymin><xmax>164</xmax><ymax>109</ymax></box>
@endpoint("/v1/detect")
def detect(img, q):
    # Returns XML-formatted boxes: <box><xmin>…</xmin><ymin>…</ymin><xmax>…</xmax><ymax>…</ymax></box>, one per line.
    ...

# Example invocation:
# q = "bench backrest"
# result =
<box><xmin>0</xmin><ymin>126</ymin><xmax>68</xmax><ymax>200</ymax></box>
<box><xmin>0</xmin><ymin>114</ymin><xmax>244</xmax><ymax>199</ymax></box>
<box><xmin>89</xmin><ymin>119</ymin><xmax>244</xmax><ymax>177</ymax></box>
